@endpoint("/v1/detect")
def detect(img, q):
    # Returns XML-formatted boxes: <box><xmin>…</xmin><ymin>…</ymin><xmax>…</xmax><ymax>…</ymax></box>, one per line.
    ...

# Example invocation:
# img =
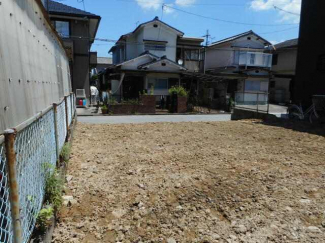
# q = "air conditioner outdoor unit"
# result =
<box><xmin>76</xmin><ymin>89</ymin><xmax>86</xmax><ymax>98</ymax></box>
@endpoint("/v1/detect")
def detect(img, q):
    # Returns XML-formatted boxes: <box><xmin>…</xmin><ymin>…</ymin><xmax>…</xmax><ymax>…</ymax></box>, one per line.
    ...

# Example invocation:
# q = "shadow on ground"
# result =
<box><xmin>257</xmin><ymin>119</ymin><xmax>325</xmax><ymax>137</ymax></box>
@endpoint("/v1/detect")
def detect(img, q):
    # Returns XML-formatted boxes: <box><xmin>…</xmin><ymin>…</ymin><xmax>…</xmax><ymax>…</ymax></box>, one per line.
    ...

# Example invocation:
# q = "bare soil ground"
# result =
<box><xmin>53</xmin><ymin>120</ymin><xmax>325</xmax><ymax>243</ymax></box>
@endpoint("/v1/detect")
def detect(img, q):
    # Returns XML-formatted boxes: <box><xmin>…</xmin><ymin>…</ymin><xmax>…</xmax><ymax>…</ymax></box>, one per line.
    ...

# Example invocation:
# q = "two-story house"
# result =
<box><xmin>47</xmin><ymin>0</ymin><xmax>101</xmax><ymax>99</ymax></box>
<box><xmin>106</xmin><ymin>17</ymin><xmax>204</xmax><ymax>100</ymax></box>
<box><xmin>270</xmin><ymin>39</ymin><xmax>298</xmax><ymax>104</ymax></box>
<box><xmin>205</xmin><ymin>30</ymin><xmax>273</xmax><ymax>107</ymax></box>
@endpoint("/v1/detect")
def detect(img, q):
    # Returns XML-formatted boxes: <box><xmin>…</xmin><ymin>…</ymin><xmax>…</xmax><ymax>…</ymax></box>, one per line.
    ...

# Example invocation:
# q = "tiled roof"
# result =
<box><xmin>48</xmin><ymin>0</ymin><xmax>99</xmax><ymax>17</ymax></box>
<box><xmin>274</xmin><ymin>38</ymin><xmax>298</xmax><ymax>49</ymax></box>
<box><xmin>210</xmin><ymin>30</ymin><xmax>271</xmax><ymax>46</ymax></box>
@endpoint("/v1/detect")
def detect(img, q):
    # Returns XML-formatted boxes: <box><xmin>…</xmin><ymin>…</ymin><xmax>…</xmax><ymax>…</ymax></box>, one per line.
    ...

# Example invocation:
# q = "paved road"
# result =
<box><xmin>78</xmin><ymin>114</ymin><xmax>231</xmax><ymax>124</ymax></box>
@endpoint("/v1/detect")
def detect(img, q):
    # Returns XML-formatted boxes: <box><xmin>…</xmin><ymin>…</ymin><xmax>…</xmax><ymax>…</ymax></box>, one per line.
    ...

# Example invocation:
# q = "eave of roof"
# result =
<box><xmin>138</xmin><ymin>56</ymin><xmax>187</xmax><ymax>71</ymax></box>
<box><xmin>179</xmin><ymin>36</ymin><xmax>205</xmax><ymax>42</ymax></box>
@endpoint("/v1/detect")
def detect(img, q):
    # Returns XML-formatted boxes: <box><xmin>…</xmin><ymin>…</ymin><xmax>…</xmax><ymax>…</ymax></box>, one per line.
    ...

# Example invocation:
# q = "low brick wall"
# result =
<box><xmin>177</xmin><ymin>97</ymin><xmax>187</xmax><ymax>113</ymax></box>
<box><xmin>140</xmin><ymin>95</ymin><xmax>156</xmax><ymax>114</ymax></box>
<box><xmin>107</xmin><ymin>96</ymin><xmax>156</xmax><ymax>114</ymax></box>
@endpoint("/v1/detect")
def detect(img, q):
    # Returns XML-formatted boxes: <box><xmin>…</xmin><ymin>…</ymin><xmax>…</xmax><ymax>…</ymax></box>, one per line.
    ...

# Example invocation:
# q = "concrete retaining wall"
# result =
<box><xmin>231</xmin><ymin>108</ymin><xmax>278</xmax><ymax>121</ymax></box>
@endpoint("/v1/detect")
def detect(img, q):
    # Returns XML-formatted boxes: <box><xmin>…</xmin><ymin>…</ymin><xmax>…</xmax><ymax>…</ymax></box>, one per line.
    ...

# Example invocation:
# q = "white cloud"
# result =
<box><xmin>135</xmin><ymin>0</ymin><xmax>175</xmax><ymax>14</ymax></box>
<box><xmin>136</xmin><ymin>0</ymin><xmax>163</xmax><ymax>11</ymax></box>
<box><xmin>175</xmin><ymin>0</ymin><xmax>196</xmax><ymax>7</ymax></box>
<box><xmin>250</xmin><ymin>0</ymin><xmax>301</xmax><ymax>23</ymax></box>
<box><xmin>163</xmin><ymin>4</ymin><xmax>175</xmax><ymax>14</ymax></box>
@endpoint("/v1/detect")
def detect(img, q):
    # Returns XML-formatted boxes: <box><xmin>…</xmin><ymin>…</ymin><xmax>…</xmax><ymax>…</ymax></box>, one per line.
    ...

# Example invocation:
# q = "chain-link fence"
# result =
<box><xmin>0</xmin><ymin>93</ymin><xmax>76</xmax><ymax>243</ymax></box>
<box><xmin>0</xmin><ymin>137</ymin><xmax>13</xmax><ymax>243</ymax></box>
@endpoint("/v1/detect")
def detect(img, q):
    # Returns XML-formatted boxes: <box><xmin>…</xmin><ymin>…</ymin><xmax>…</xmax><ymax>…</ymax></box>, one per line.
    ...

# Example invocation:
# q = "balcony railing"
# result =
<box><xmin>238</xmin><ymin>52</ymin><xmax>272</xmax><ymax>68</ymax></box>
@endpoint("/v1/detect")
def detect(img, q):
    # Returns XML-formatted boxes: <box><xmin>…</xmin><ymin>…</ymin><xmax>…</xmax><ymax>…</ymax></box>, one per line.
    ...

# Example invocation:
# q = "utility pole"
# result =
<box><xmin>202</xmin><ymin>30</ymin><xmax>212</xmax><ymax>74</ymax></box>
<box><xmin>203</xmin><ymin>30</ymin><xmax>211</xmax><ymax>46</ymax></box>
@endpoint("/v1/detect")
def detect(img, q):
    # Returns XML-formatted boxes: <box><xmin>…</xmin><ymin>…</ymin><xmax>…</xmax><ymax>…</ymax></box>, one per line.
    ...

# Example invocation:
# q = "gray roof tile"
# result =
<box><xmin>49</xmin><ymin>0</ymin><xmax>99</xmax><ymax>17</ymax></box>
<box><xmin>274</xmin><ymin>38</ymin><xmax>298</xmax><ymax>49</ymax></box>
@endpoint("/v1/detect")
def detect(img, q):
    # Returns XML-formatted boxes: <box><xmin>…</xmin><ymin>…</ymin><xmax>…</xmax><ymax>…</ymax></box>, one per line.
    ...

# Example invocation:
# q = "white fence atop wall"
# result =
<box><xmin>235</xmin><ymin>92</ymin><xmax>270</xmax><ymax>113</ymax></box>
<box><xmin>0</xmin><ymin>93</ymin><xmax>76</xmax><ymax>243</ymax></box>
<box><xmin>0</xmin><ymin>0</ymin><xmax>72</xmax><ymax>133</ymax></box>
<box><xmin>238</xmin><ymin>52</ymin><xmax>273</xmax><ymax>68</ymax></box>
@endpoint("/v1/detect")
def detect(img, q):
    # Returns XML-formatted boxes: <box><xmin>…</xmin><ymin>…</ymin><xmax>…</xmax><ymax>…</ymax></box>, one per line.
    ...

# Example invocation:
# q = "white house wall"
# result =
<box><xmin>143</xmin><ymin>24</ymin><xmax>178</xmax><ymax>61</ymax></box>
<box><xmin>231</xmin><ymin>36</ymin><xmax>266</xmax><ymax>49</ymax></box>
<box><xmin>206</xmin><ymin>35</ymin><xmax>268</xmax><ymax>69</ymax></box>
<box><xmin>205</xmin><ymin>43</ymin><xmax>234</xmax><ymax>69</ymax></box>
<box><xmin>272</xmin><ymin>49</ymin><xmax>297</xmax><ymax>75</ymax></box>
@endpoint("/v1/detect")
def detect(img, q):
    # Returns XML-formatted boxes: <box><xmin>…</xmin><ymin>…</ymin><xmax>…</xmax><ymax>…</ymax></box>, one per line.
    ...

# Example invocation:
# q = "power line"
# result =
<box><xmin>71</xmin><ymin>36</ymin><xmax>299</xmax><ymax>51</ymax></box>
<box><xmin>259</xmin><ymin>26</ymin><xmax>299</xmax><ymax>35</ymax></box>
<box><xmin>117</xmin><ymin>0</ymin><xmax>246</xmax><ymax>6</ymax></box>
<box><xmin>163</xmin><ymin>4</ymin><xmax>299</xmax><ymax>27</ymax></box>
<box><xmin>274</xmin><ymin>5</ymin><xmax>301</xmax><ymax>16</ymax></box>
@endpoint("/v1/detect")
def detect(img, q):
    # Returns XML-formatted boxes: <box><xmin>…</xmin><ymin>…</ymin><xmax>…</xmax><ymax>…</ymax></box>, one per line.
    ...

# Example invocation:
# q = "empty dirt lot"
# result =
<box><xmin>53</xmin><ymin>120</ymin><xmax>325</xmax><ymax>243</ymax></box>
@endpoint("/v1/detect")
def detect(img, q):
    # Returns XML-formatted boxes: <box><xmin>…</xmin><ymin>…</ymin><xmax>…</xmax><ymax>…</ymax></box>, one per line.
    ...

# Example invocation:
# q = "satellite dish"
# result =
<box><xmin>178</xmin><ymin>59</ymin><xmax>183</xmax><ymax>65</ymax></box>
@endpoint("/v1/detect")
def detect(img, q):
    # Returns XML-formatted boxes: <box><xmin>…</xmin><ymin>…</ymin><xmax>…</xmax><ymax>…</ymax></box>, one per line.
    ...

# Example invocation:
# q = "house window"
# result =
<box><xmin>148</xmin><ymin>78</ymin><xmax>168</xmax><ymax>90</ymax></box>
<box><xmin>249</xmin><ymin>53</ymin><xmax>256</xmax><ymax>65</ymax></box>
<box><xmin>184</xmin><ymin>50</ymin><xmax>200</xmax><ymax>61</ymax></box>
<box><xmin>52</xmin><ymin>20</ymin><xmax>70</xmax><ymax>38</ymax></box>
<box><xmin>272</xmin><ymin>54</ymin><xmax>278</xmax><ymax>65</ymax></box>
<box><xmin>145</xmin><ymin>43</ymin><xmax>166</xmax><ymax>51</ymax></box>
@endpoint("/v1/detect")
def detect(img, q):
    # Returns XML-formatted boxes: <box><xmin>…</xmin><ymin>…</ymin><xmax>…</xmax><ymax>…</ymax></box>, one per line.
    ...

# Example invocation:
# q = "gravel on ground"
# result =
<box><xmin>53</xmin><ymin>120</ymin><xmax>325</xmax><ymax>243</ymax></box>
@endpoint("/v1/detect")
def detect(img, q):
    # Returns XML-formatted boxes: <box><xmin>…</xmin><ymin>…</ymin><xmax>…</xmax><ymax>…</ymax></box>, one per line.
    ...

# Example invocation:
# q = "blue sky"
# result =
<box><xmin>56</xmin><ymin>0</ymin><xmax>301</xmax><ymax>57</ymax></box>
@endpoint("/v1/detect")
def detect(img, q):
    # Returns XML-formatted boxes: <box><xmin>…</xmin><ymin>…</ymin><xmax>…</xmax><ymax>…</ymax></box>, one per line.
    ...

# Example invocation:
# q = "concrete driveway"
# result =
<box><xmin>78</xmin><ymin>114</ymin><xmax>231</xmax><ymax>124</ymax></box>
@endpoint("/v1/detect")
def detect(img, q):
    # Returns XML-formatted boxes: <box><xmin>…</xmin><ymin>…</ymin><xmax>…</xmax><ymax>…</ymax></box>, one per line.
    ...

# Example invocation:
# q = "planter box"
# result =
<box><xmin>177</xmin><ymin>97</ymin><xmax>187</xmax><ymax>113</ymax></box>
<box><xmin>140</xmin><ymin>95</ymin><xmax>156</xmax><ymax>113</ymax></box>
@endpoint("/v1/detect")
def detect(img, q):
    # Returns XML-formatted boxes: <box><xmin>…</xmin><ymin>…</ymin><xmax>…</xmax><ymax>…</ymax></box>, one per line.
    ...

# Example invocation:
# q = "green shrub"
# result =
<box><xmin>36</xmin><ymin>206</ymin><xmax>54</xmax><ymax>233</ymax></box>
<box><xmin>168</xmin><ymin>86</ymin><xmax>188</xmax><ymax>97</ymax></box>
<box><xmin>45</xmin><ymin>169</ymin><xmax>63</xmax><ymax>211</ymax></box>
<box><xmin>150</xmin><ymin>86</ymin><xmax>154</xmax><ymax>95</ymax></box>
<box><xmin>60</xmin><ymin>143</ymin><xmax>71</xmax><ymax>163</ymax></box>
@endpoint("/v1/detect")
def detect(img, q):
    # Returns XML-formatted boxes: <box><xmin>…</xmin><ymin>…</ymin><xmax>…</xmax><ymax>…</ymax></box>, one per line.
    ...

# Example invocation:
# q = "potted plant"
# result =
<box><xmin>101</xmin><ymin>104</ymin><xmax>108</xmax><ymax>114</ymax></box>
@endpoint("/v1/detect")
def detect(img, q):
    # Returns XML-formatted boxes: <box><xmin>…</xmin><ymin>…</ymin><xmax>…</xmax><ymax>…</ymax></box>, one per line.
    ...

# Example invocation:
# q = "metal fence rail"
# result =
<box><xmin>0</xmin><ymin>93</ymin><xmax>76</xmax><ymax>243</ymax></box>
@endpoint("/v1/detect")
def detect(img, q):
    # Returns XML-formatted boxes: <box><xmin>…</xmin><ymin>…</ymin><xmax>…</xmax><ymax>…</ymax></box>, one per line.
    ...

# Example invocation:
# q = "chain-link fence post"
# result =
<box><xmin>4</xmin><ymin>129</ymin><xmax>22</xmax><ymax>243</ymax></box>
<box><xmin>70</xmin><ymin>93</ymin><xmax>74</xmax><ymax>119</ymax></box>
<box><xmin>64</xmin><ymin>96</ymin><xmax>69</xmax><ymax>142</ymax></box>
<box><xmin>53</xmin><ymin>103</ymin><xmax>60</xmax><ymax>163</ymax></box>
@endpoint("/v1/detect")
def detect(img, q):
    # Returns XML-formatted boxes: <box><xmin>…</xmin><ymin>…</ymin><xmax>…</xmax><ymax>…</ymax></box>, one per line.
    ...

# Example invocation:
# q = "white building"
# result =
<box><xmin>270</xmin><ymin>39</ymin><xmax>298</xmax><ymax>104</ymax></box>
<box><xmin>106</xmin><ymin>17</ymin><xmax>204</xmax><ymax>100</ymax></box>
<box><xmin>205</xmin><ymin>31</ymin><xmax>273</xmax><ymax>105</ymax></box>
